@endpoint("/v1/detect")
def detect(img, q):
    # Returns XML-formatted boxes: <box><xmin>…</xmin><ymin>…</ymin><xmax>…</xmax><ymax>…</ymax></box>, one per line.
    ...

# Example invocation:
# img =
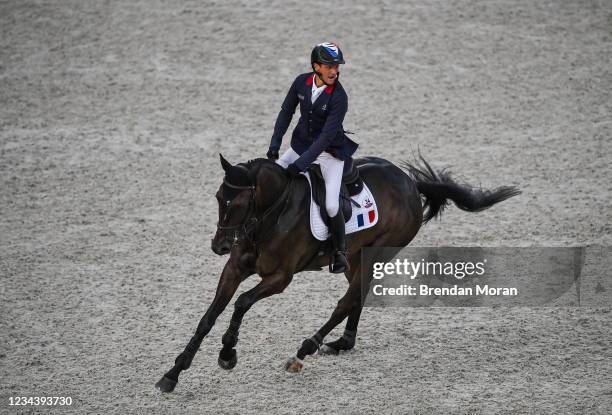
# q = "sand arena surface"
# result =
<box><xmin>1</xmin><ymin>0</ymin><xmax>611</xmax><ymax>413</ymax></box>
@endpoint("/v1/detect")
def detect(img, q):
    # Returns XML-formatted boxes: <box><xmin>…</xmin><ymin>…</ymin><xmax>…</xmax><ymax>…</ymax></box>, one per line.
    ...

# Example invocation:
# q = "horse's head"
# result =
<box><xmin>211</xmin><ymin>154</ymin><xmax>289</xmax><ymax>255</ymax></box>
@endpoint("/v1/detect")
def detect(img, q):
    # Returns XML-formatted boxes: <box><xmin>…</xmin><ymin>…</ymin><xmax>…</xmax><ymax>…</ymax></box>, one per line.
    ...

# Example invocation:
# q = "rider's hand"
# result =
<box><xmin>267</xmin><ymin>148</ymin><xmax>279</xmax><ymax>160</ymax></box>
<box><xmin>286</xmin><ymin>163</ymin><xmax>301</xmax><ymax>178</ymax></box>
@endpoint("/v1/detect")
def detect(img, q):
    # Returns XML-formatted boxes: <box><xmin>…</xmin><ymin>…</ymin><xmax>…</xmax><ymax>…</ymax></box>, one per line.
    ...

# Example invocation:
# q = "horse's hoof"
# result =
<box><xmin>155</xmin><ymin>375</ymin><xmax>178</xmax><ymax>393</ymax></box>
<box><xmin>218</xmin><ymin>349</ymin><xmax>237</xmax><ymax>370</ymax></box>
<box><xmin>284</xmin><ymin>356</ymin><xmax>303</xmax><ymax>373</ymax></box>
<box><xmin>319</xmin><ymin>344</ymin><xmax>339</xmax><ymax>355</ymax></box>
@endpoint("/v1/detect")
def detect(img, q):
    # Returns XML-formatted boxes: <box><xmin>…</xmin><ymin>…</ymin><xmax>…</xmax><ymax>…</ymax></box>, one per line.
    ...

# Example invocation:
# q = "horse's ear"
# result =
<box><xmin>219</xmin><ymin>153</ymin><xmax>232</xmax><ymax>172</ymax></box>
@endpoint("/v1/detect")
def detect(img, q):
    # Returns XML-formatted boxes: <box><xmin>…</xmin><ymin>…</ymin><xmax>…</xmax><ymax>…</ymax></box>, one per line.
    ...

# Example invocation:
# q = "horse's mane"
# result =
<box><xmin>223</xmin><ymin>158</ymin><xmax>286</xmax><ymax>199</ymax></box>
<box><xmin>228</xmin><ymin>158</ymin><xmax>285</xmax><ymax>183</ymax></box>
<box><xmin>243</xmin><ymin>158</ymin><xmax>286</xmax><ymax>176</ymax></box>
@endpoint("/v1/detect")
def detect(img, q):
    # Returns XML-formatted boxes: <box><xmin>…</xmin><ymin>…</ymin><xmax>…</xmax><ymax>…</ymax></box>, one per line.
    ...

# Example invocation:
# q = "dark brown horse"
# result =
<box><xmin>155</xmin><ymin>154</ymin><xmax>519</xmax><ymax>392</ymax></box>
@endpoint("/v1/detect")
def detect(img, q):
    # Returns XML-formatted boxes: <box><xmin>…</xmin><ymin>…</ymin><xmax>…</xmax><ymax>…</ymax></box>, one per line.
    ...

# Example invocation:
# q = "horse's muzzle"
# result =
<box><xmin>211</xmin><ymin>238</ymin><xmax>231</xmax><ymax>255</ymax></box>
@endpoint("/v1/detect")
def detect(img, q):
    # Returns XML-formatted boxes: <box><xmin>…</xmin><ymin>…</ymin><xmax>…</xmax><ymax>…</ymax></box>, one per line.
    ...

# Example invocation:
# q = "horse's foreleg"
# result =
<box><xmin>218</xmin><ymin>271</ymin><xmax>293</xmax><ymax>369</ymax></box>
<box><xmin>156</xmin><ymin>260</ymin><xmax>244</xmax><ymax>393</ymax></box>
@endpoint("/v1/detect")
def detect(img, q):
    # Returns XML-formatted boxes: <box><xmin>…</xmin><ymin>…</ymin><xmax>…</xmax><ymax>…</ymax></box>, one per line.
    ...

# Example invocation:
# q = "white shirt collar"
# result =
<box><xmin>311</xmin><ymin>75</ymin><xmax>327</xmax><ymax>103</ymax></box>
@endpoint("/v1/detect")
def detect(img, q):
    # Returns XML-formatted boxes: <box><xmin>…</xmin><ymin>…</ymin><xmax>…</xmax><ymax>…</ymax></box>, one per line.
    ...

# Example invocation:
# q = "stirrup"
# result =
<box><xmin>330</xmin><ymin>250</ymin><xmax>349</xmax><ymax>273</ymax></box>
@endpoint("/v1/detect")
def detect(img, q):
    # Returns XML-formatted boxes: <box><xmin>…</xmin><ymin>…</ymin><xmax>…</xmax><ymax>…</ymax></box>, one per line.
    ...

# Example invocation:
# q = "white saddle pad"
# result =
<box><xmin>303</xmin><ymin>172</ymin><xmax>379</xmax><ymax>241</ymax></box>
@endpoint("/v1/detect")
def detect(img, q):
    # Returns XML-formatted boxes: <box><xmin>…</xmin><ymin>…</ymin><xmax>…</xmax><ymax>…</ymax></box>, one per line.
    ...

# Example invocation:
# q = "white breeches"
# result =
<box><xmin>276</xmin><ymin>147</ymin><xmax>344</xmax><ymax>217</ymax></box>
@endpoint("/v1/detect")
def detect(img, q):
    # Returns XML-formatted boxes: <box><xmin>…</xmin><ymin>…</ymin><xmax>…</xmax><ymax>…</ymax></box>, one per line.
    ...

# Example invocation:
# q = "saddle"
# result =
<box><xmin>307</xmin><ymin>158</ymin><xmax>364</xmax><ymax>225</ymax></box>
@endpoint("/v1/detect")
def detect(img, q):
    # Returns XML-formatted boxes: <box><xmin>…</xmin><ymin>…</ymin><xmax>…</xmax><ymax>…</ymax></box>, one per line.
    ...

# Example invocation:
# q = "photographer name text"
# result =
<box><xmin>372</xmin><ymin>284</ymin><xmax>518</xmax><ymax>296</ymax></box>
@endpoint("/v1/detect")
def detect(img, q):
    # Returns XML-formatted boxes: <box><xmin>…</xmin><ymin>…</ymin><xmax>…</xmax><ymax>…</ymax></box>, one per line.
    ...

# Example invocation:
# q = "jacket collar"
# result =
<box><xmin>306</xmin><ymin>73</ymin><xmax>335</xmax><ymax>95</ymax></box>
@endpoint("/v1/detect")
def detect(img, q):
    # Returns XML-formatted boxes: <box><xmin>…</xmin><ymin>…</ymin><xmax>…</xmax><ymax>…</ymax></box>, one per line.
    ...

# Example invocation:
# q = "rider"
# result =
<box><xmin>266</xmin><ymin>42</ymin><xmax>358</xmax><ymax>274</ymax></box>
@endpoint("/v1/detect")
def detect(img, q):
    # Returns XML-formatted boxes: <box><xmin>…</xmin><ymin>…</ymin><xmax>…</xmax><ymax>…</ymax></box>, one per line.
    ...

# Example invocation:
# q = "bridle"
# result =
<box><xmin>216</xmin><ymin>169</ymin><xmax>292</xmax><ymax>247</ymax></box>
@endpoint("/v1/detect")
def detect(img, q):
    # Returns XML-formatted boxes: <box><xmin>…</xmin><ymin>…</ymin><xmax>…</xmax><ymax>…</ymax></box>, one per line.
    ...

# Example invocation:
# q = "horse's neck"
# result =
<box><xmin>254</xmin><ymin>164</ymin><xmax>288</xmax><ymax>210</ymax></box>
<box><xmin>251</xmin><ymin>175</ymin><xmax>321</xmax><ymax>276</ymax></box>
<box><xmin>275</xmin><ymin>178</ymin><xmax>310</xmax><ymax>233</ymax></box>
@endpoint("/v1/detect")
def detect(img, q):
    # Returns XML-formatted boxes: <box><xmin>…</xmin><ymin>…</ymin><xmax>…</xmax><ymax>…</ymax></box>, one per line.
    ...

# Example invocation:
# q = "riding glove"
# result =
<box><xmin>267</xmin><ymin>148</ymin><xmax>279</xmax><ymax>160</ymax></box>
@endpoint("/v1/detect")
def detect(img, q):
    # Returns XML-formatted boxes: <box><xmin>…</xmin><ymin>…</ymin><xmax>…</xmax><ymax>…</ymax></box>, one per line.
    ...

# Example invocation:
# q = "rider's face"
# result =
<box><xmin>314</xmin><ymin>63</ymin><xmax>340</xmax><ymax>85</ymax></box>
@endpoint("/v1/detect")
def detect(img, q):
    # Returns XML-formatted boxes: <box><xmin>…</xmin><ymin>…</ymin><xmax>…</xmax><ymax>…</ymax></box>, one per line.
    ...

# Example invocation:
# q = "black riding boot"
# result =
<box><xmin>329</xmin><ymin>210</ymin><xmax>349</xmax><ymax>273</ymax></box>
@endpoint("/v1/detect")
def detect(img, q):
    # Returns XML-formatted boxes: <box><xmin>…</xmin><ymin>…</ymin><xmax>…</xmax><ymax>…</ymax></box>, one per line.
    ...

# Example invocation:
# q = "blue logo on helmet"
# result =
<box><xmin>321</xmin><ymin>42</ymin><xmax>339</xmax><ymax>58</ymax></box>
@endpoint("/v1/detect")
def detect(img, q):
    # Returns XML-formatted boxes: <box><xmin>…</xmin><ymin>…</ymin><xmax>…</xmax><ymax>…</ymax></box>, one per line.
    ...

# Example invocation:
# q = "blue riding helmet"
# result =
<box><xmin>311</xmin><ymin>42</ymin><xmax>345</xmax><ymax>66</ymax></box>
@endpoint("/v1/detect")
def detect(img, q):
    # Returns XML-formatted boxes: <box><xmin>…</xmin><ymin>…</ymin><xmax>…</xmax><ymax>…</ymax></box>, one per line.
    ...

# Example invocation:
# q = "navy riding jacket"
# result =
<box><xmin>269</xmin><ymin>72</ymin><xmax>358</xmax><ymax>172</ymax></box>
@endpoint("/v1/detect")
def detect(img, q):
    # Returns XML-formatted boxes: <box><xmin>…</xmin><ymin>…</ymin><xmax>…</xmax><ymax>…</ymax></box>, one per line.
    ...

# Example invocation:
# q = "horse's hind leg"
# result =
<box><xmin>308</xmin><ymin>245</ymin><xmax>406</xmax><ymax>357</ymax></box>
<box><xmin>319</xmin><ymin>255</ymin><xmax>362</xmax><ymax>355</ymax></box>
<box><xmin>218</xmin><ymin>271</ymin><xmax>293</xmax><ymax>369</ymax></box>
<box><xmin>319</xmin><ymin>307</ymin><xmax>361</xmax><ymax>355</ymax></box>
<box><xmin>284</xmin><ymin>259</ymin><xmax>363</xmax><ymax>372</ymax></box>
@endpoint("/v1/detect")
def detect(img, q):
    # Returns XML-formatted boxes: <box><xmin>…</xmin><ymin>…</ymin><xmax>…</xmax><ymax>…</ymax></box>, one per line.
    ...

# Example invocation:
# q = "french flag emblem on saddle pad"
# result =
<box><xmin>303</xmin><ymin>172</ymin><xmax>379</xmax><ymax>241</ymax></box>
<box><xmin>356</xmin><ymin>209</ymin><xmax>376</xmax><ymax>227</ymax></box>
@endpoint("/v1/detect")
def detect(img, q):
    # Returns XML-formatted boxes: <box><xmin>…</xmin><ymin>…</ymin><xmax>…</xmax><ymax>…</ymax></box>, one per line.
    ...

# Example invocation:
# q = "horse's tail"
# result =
<box><xmin>401</xmin><ymin>155</ymin><xmax>521</xmax><ymax>222</ymax></box>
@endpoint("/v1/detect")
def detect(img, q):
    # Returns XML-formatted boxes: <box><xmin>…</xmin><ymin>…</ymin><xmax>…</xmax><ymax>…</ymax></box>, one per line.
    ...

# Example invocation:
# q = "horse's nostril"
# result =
<box><xmin>211</xmin><ymin>240</ymin><xmax>230</xmax><ymax>255</ymax></box>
